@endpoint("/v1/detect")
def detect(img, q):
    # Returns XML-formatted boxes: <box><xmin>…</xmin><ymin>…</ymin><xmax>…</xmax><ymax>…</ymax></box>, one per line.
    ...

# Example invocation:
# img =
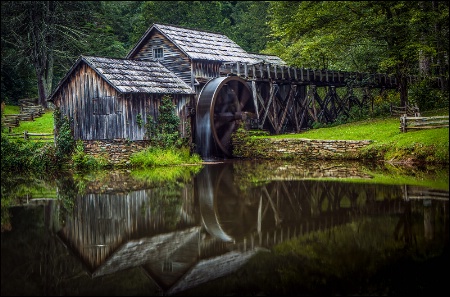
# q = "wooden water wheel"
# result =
<box><xmin>196</xmin><ymin>76</ymin><xmax>255</xmax><ymax>158</ymax></box>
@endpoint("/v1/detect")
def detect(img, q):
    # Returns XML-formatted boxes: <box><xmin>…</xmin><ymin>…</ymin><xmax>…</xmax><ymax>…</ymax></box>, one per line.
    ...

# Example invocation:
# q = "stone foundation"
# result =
<box><xmin>233</xmin><ymin>137</ymin><xmax>372</xmax><ymax>160</ymax></box>
<box><xmin>82</xmin><ymin>139</ymin><xmax>151</xmax><ymax>165</ymax></box>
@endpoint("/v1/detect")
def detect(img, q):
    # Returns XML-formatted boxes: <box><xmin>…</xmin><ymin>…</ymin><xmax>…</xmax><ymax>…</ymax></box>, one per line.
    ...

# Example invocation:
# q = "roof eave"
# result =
<box><xmin>47</xmin><ymin>56</ymin><xmax>125</xmax><ymax>102</ymax></box>
<box><xmin>82</xmin><ymin>57</ymin><xmax>123</xmax><ymax>94</ymax></box>
<box><xmin>47</xmin><ymin>56</ymin><xmax>84</xmax><ymax>102</ymax></box>
<box><xmin>125</xmin><ymin>24</ymin><xmax>156</xmax><ymax>59</ymax></box>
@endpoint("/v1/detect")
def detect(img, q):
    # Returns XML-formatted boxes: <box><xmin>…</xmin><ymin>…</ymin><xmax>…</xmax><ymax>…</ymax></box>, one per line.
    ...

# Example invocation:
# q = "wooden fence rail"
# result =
<box><xmin>390</xmin><ymin>103</ymin><xmax>421</xmax><ymax>117</ymax></box>
<box><xmin>8</xmin><ymin>131</ymin><xmax>54</xmax><ymax>141</ymax></box>
<box><xmin>400</xmin><ymin>115</ymin><xmax>449</xmax><ymax>132</ymax></box>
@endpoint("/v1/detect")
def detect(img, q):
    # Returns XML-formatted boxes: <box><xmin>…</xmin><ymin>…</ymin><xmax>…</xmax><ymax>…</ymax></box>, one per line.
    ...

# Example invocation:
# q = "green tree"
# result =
<box><xmin>265</xmin><ymin>1</ymin><xmax>449</xmax><ymax>106</ymax></box>
<box><xmin>1</xmin><ymin>1</ymin><xmax>97</xmax><ymax>107</ymax></box>
<box><xmin>1</xmin><ymin>1</ymin><xmax>139</xmax><ymax>106</ymax></box>
<box><xmin>228</xmin><ymin>1</ymin><xmax>270</xmax><ymax>53</ymax></box>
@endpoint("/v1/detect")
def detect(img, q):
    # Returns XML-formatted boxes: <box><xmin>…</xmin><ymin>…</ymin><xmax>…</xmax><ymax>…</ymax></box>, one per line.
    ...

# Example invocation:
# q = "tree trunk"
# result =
<box><xmin>36</xmin><ymin>65</ymin><xmax>48</xmax><ymax>108</ymax></box>
<box><xmin>397</xmin><ymin>73</ymin><xmax>408</xmax><ymax>107</ymax></box>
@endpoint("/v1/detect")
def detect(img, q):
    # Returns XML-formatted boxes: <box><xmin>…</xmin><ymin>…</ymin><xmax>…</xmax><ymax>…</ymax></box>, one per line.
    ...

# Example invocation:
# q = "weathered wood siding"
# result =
<box><xmin>52</xmin><ymin>63</ymin><xmax>193</xmax><ymax>141</ymax></box>
<box><xmin>193</xmin><ymin>61</ymin><xmax>222</xmax><ymax>81</ymax></box>
<box><xmin>132</xmin><ymin>31</ymin><xmax>192</xmax><ymax>86</ymax></box>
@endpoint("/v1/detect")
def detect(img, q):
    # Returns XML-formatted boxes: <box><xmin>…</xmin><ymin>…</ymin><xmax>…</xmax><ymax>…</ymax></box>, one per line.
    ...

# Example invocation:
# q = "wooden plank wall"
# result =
<box><xmin>53</xmin><ymin>64</ymin><xmax>193</xmax><ymax>141</ymax></box>
<box><xmin>193</xmin><ymin>61</ymin><xmax>222</xmax><ymax>83</ymax></box>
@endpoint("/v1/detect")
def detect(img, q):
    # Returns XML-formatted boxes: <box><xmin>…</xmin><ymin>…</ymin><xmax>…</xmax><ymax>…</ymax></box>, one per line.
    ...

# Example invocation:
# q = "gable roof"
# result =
<box><xmin>126</xmin><ymin>23</ymin><xmax>262</xmax><ymax>64</ymax></box>
<box><xmin>48</xmin><ymin>55</ymin><xmax>194</xmax><ymax>101</ymax></box>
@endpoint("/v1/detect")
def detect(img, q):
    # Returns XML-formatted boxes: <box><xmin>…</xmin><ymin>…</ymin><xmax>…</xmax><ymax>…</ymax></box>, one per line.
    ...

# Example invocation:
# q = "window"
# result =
<box><xmin>162</xmin><ymin>260</ymin><xmax>173</xmax><ymax>272</ymax></box>
<box><xmin>153</xmin><ymin>47</ymin><xmax>164</xmax><ymax>60</ymax></box>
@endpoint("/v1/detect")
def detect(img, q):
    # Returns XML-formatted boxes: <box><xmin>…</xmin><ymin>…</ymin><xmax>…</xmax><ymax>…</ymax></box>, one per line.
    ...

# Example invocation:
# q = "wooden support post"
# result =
<box><xmin>400</xmin><ymin>115</ymin><xmax>406</xmax><ymax>132</ymax></box>
<box><xmin>251</xmin><ymin>81</ymin><xmax>260</xmax><ymax>121</ymax></box>
<box><xmin>191</xmin><ymin>61</ymin><xmax>195</xmax><ymax>88</ymax></box>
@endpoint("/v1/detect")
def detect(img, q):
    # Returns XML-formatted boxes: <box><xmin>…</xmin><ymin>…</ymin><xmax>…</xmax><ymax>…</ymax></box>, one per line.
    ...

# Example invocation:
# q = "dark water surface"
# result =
<box><xmin>1</xmin><ymin>160</ymin><xmax>449</xmax><ymax>296</ymax></box>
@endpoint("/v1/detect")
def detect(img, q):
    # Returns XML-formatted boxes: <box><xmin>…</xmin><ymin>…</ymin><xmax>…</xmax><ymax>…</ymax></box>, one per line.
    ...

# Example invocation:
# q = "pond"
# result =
<box><xmin>1</xmin><ymin>159</ymin><xmax>449</xmax><ymax>296</ymax></box>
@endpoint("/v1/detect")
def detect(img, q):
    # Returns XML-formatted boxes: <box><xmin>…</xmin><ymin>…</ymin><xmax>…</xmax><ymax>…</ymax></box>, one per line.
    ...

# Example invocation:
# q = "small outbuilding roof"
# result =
<box><xmin>48</xmin><ymin>55</ymin><xmax>194</xmax><ymax>101</ymax></box>
<box><xmin>127</xmin><ymin>23</ymin><xmax>262</xmax><ymax>64</ymax></box>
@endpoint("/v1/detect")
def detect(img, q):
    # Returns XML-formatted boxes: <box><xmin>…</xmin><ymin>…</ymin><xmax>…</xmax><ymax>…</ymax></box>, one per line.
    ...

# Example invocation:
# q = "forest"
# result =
<box><xmin>1</xmin><ymin>1</ymin><xmax>449</xmax><ymax>110</ymax></box>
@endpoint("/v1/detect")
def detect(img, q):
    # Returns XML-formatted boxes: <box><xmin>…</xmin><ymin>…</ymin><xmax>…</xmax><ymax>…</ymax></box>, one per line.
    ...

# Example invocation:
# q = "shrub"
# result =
<box><xmin>71</xmin><ymin>140</ymin><xmax>109</xmax><ymax>170</ymax></box>
<box><xmin>145</xmin><ymin>95</ymin><xmax>182</xmax><ymax>148</ymax></box>
<box><xmin>1</xmin><ymin>133</ymin><xmax>58</xmax><ymax>172</ymax></box>
<box><xmin>54</xmin><ymin>108</ymin><xmax>75</xmax><ymax>160</ymax></box>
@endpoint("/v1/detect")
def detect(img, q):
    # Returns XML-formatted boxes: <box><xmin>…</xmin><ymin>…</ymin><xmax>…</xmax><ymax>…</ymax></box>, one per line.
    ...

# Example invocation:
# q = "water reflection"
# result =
<box><xmin>1</xmin><ymin>161</ymin><xmax>449</xmax><ymax>296</ymax></box>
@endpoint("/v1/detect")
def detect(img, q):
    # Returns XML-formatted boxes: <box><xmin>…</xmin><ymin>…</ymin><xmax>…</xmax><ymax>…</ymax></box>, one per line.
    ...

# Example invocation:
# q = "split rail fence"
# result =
<box><xmin>390</xmin><ymin>103</ymin><xmax>421</xmax><ymax>117</ymax></box>
<box><xmin>400</xmin><ymin>115</ymin><xmax>449</xmax><ymax>132</ymax></box>
<box><xmin>7</xmin><ymin>130</ymin><xmax>54</xmax><ymax>142</ymax></box>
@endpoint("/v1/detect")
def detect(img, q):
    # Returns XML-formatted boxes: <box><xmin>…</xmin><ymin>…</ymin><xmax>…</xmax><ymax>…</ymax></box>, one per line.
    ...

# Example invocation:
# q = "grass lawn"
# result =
<box><xmin>268</xmin><ymin>116</ymin><xmax>448</xmax><ymax>147</ymax></box>
<box><xmin>2</xmin><ymin>105</ymin><xmax>20</xmax><ymax>114</ymax></box>
<box><xmin>258</xmin><ymin>108</ymin><xmax>449</xmax><ymax>163</ymax></box>
<box><xmin>2</xmin><ymin>109</ymin><xmax>55</xmax><ymax>134</ymax></box>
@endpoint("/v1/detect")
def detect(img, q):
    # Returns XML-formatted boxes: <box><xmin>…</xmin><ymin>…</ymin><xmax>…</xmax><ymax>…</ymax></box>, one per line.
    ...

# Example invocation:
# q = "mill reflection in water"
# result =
<box><xmin>1</xmin><ymin>160</ymin><xmax>449</xmax><ymax>296</ymax></box>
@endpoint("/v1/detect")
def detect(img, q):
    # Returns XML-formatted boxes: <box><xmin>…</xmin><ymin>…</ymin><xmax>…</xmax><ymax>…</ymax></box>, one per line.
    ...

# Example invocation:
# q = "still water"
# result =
<box><xmin>1</xmin><ymin>160</ymin><xmax>449</xmax><ymax>296</ymax></box>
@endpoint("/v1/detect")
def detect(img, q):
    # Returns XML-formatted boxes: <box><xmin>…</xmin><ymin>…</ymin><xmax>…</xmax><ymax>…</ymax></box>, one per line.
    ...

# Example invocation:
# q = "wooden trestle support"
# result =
<box><xmin>217</xmin><ymin>61</ymin><xmax>417</xmax><ymax>134</ymax></box>
<box><xmin>194</xmin><ymin>61</ymin><xmax>430</xmax><ymax>157</ymax></box>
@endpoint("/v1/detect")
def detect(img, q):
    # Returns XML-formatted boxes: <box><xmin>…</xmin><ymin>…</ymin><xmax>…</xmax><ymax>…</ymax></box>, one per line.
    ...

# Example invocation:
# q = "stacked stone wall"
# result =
<box><xmin>233</xmin><ymin>137</ymin><xmax>372</xmax><ymax>160</ymax></box>
<box><xmin>82</xmin><ymin>139</ymin><xmax>150</xmax><ymax>165</ymax></box>
<box><xmin>81</xmin><ymin>137</ymin><xmax>371</xmax><ymax>164</ymax></box>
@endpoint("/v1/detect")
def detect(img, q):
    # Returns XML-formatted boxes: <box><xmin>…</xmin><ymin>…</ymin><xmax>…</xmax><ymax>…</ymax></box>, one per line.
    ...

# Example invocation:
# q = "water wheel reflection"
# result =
<box><xmin>196</xmin><ymin>163</ymin><xmax>259</xmax><ymax>242</ymax></box>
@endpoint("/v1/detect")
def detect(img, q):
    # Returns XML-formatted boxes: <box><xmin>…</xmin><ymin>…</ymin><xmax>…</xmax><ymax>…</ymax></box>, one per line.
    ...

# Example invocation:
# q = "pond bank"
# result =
<box><xmin>232</xmin><ymin>137</ymin><xmax>372</xmax><ymax>160</ymax></box>
<box><xmin>231</xmin><ymin>128</ymin><xmax>449</xmax><ymax>165</ymax></box>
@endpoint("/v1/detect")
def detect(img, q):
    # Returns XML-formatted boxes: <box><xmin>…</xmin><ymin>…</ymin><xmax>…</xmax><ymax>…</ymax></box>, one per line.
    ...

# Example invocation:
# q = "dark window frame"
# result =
<box><xmin>153</xmin><ymin>47</ymin><xmax>164</xmax><ymax>60</ymax></box>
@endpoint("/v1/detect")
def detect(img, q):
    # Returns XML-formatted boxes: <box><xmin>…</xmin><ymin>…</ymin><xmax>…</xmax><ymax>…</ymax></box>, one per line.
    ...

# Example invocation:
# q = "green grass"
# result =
<box><xmin>2</xmin><ymin>104</ymin><xmax>54</xmax><ymax>134</ymax></box>
<box><xmin>3</xmin><ymin>105</ymin><xmax>20</xmax><ymax>114</ymax></box>
<box><xmin>267</xmin><ymin>117</ymin><xmax>448</xmax><ymax>143</ymax></box>
<box><xmin>264</xmin><ymin>112</ymin><xmax>449</xmax><ymax>163</ymax></box>
<box><xmin>130</xmin><ymin>146</ymin><xmax>203</xmax><ymax>167</ymax></box>
<box><xmin>7</xmin><ymin>110</ymin><xmax>55</xmax><ymax>134</ymax></box>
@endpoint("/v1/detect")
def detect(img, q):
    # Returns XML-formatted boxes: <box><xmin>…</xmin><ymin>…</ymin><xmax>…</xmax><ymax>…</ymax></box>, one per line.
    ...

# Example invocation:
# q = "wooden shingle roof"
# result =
<box><xmin>48</xmin><ymin>55</ymin><xmax>194</xmax><ymax>101</ymax></box>
<box><xmin>127</xmin><ymin>23</ymin><xmax>264</xmax><ymax>64</ymax></box>
<box><xmin>84</xmin><ymin>56</ymin><xmax>194</xmax><ymax>93</ymax></box>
